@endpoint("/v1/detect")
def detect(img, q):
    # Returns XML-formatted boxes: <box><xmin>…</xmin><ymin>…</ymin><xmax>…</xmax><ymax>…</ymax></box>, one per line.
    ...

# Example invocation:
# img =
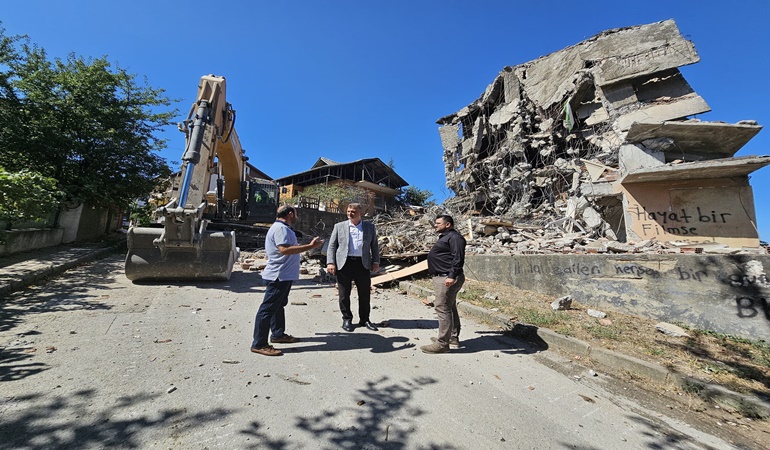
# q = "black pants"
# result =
<box><xmin>337</xmin><ymin>257</ymin><xmax>371</xmax><ymax>322</ymax></box>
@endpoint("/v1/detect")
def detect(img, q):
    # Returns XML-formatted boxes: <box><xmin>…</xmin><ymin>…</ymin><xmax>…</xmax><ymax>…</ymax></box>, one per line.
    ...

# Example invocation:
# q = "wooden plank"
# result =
<box><xmin>371</xmin><ymin>260</ymin><xmax>428</xmax><ymax>285</ymax></box>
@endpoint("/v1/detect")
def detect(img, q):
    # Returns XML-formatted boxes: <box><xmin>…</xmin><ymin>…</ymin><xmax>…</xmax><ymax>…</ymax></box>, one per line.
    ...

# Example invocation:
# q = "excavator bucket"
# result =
<box><xmin>125</xmin><ymin>226</ymin><xmax>238</xmax><ymax>281</ymax></box>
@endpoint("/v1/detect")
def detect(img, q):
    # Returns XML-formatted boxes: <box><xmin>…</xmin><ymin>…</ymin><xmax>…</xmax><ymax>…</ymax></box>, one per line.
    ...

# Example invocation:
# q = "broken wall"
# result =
<box><xmin>437</xmin><ymin>19</ymin><xmax>768</xmax><ymax>249</ymax></box>
<box><xmin>621</xmin><ymin>179</ymin><xmax>759</xmax><ymax>247</ymax></box>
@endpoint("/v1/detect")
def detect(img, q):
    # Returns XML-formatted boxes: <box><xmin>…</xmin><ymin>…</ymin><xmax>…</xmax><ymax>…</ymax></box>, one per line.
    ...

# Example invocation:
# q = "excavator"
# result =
<box><xmin>125</xmin><ymin>75</ymin><xmax>277</xmax><ymax>281</ymax></box>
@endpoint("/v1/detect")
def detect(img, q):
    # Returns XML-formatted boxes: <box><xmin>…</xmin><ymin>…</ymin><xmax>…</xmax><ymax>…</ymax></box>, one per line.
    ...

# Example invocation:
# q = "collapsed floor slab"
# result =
<box><xmin>437</xmin><ymin>19</ymin><xmax>768</xmax><ymax>249</ymax></box>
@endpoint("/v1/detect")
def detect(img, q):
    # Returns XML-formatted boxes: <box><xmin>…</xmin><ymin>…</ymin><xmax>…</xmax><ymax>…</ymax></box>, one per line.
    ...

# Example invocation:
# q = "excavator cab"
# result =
<box><xmin>125</xmin><ymin>75</ymin><xmax>254</xmax><ymax>282</ymax></box>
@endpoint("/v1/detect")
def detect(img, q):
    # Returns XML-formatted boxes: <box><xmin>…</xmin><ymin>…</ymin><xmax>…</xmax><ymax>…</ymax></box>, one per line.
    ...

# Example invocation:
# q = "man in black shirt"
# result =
<box><xmin>421</xmin><ymin>214</ymin><xmax>466</xmax><ymax>354</ymax></box>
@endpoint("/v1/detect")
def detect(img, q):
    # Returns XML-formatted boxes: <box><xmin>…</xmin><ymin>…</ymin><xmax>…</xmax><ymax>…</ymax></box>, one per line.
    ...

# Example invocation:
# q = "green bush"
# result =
<box><xmin>0</xmin><ymin>167</ymin><xmax>63</xmax><ymax>230</ymax></box>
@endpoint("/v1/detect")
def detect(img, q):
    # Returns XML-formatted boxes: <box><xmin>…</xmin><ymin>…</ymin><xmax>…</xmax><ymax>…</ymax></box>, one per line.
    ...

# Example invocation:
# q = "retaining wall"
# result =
<box><xmin>0</xmin><ymin>228</ymin><xmax>64</xmax><ymax>257</ymax></box>
<box><xmin>465</xmin><ymin>253</ymin><xmax>770</xmax><ymax>341</ymax></box>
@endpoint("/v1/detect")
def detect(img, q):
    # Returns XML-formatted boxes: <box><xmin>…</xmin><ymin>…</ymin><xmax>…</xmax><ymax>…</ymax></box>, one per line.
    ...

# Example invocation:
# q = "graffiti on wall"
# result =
<box><xmin>730</xmin><ymin>261</ymin><xmax>770</xmax><ymax>318</ymax></box>
<box><xmin>628</xmin><ymin>204</ymin><xmax>732</xmax><ymax>237</ymax></box>
<box><xmin>512</xmin><ymin>261</ymin><xmax>602</xmax><ymax>276</ymax></box>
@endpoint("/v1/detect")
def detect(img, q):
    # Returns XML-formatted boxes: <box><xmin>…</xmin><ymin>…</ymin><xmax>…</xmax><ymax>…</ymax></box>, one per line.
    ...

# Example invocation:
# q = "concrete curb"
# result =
<box><xmin>399</xmin><ymin>280</ymin><xmax>770</xmax><ymax>419</ymax></box>
<box><xmin>0</xmin><ymin>241</ymin><xmax>125</xmax><ymax>297</ymax></box>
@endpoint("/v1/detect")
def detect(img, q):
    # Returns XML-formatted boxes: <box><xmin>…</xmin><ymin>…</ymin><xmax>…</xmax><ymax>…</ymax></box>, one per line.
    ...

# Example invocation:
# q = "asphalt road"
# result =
<box><xmin>0</xmin><ymin>254</ymin><xmax>739</xmax><ymax>449</ymax></box>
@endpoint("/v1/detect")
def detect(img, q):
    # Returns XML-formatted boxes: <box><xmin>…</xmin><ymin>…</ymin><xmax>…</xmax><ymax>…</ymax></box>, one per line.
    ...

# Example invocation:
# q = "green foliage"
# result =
<box><xmin>398</xmin><ymin>185</ymin><xmax>435</xmax><ymax>207</ymax></box>
<box><xmin>0</xmin><ymin>25</ymin><xmax>175</xmax><ymax>210</ymax></box>
<box><xmin>518</xmin><ymin>308</ymin><xmax>566</xmax><ymax>328</ymax></box>
<box><xmin>0</xmin><ymin>167</ymin><xmax>63</xmax><ymax>228</ymax></box>
<box><xmin>581</xmin><ymin>322</ymin><xmax>621</xmax><ymax>341</ymax></box>
<box><xmin>129</xmin><ymin>201</ymin><xmax>156</xmax><ymax>227</ymax></box>
<box><xmin>298</xmin><ymin>183</ymin><xmax>368</xmax><ymax>205</ymax></box>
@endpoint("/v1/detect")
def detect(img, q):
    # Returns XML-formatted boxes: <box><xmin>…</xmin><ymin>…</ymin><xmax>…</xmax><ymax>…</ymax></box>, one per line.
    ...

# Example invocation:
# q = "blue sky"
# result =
<box><xmin>3</xmin><ymin>1</ymin><xmax>769</xmax><ymax>240</ymax></box>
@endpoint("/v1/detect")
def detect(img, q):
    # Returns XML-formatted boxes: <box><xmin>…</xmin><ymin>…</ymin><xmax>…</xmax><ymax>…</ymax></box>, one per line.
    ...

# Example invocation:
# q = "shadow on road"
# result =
<box><xmin>289</xmin><ymin>375</ymin><xmax>461</xmax><ymax>450</ymax></box>
<box><xmin>281</xmin><ymin>328</ymin><xmax>540</xmax><ymax>356</ymax></box>
<box><xmin>452</xmin><ymin>331</ymin><xmax>540</xmax><ymax>355</ymax></box>
<box><xmin>0</xmin><ymin>260</ymin><xmax>121</xmax><ymax>383</ymax></box>
<box><xmin>0</xmin><ymin>389</ymin><xmax>236</xmax><ymax>449</ymax></box>
<box><xmin>0</xmin><ymin>346</ymin><xmax>49</xmax><ymax>382</ymax></box>
<box><xmin>385</xmin><ymin>318</ymin><xmax>436</xmax><ymax>330</ymax></box>
<box><xmin>283</xmin><ymin>332</ymin><xmax>415</xmax><ymax>353</ymax></box>
<box><xmin>148</xmin><ymin>272</ymin><xmax>332</xmax><ymax>295</ymax></box>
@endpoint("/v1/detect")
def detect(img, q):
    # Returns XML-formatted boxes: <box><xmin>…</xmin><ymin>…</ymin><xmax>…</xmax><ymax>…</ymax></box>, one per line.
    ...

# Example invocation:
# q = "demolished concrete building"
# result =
<box><xmin>437</xmin><ymin>19</ymin><xmax>769</xmax><ymax>249</ymax></box>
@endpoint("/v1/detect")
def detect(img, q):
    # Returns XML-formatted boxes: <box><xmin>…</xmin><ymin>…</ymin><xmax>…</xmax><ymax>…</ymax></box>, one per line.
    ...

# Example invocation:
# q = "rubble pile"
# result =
<box><xmin>435</xmin><ymin>19</ymin><xmax>767</xmax><ymax>246</ymax></box>
<box><xmin>369</xmin><ymin>209</ymin><xmax>765</xmax><ymax>259</ymax></box>
<box><xmin>371</xmin><ymin>206</ymin><xmax>446</xmax><ymax>256</ymax></box>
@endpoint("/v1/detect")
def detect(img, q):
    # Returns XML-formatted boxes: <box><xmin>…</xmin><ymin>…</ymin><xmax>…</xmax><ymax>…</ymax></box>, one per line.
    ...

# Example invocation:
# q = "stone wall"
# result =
<box><xmin>465</xmin><ymin>253</ymin><xmax>770</xmax><ymax>341</ymax></box>
<box><xmin>0</xmin><ymin>228</ymin><xmax>65</xmax><ymax>257</ymax></box>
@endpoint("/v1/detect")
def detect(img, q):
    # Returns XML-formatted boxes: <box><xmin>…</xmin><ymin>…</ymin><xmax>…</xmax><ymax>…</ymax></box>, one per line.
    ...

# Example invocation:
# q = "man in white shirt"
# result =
<box><xmin>326</xmin><ymin>203</ymin><xmax>380</xmax><ymax>332</ymax></box>
<box><xmin>251</xmin><ymin>206</ymin><xmax>323</xmax><ymax>356</ymax></box>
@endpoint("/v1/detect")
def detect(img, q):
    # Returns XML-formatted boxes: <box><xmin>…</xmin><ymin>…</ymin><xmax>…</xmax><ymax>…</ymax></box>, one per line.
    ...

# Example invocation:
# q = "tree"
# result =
<box><xmin>297</xmin><ymin>183</ymin><xmax>369</xmax><ymax>207</ymax></box>
<box><xmin>397</xmin><ymin>185</ymin><xmax>435</xmax><ymax>207</ymax></box>
<box><xmin>128</xmin><ymin>200</ymin><xmax>156</xmax><ymax>227</ymax></box>
<box><xmin>0</xmin><ymin>25</ymin><xmax>175</xmax><ymax>210</ymax></box>
<box><xmin>0</xmin><ymin>167</ymin><xmax>63</xmax><ymax>230</ymax></box>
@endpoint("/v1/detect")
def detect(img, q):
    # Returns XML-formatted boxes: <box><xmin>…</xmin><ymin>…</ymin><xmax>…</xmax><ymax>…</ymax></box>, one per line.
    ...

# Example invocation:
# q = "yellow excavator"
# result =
<box><xmin>125</xmin><ymin>75</ymin><xmax>275</xmax><ymax>281</ymax></box>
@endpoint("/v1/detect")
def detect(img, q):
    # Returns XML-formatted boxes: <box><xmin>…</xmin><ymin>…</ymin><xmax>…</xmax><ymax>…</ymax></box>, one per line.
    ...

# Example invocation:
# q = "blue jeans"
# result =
<box><xmin>251</xmin><ymin>279</ymin><xmax>293</xmax><ymax>348</ymax></box>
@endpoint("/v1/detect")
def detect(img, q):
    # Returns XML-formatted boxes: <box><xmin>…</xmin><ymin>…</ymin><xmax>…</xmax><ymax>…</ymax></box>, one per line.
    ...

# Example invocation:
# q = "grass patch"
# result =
<box><xmin>517</xmin><ymin>308</ymin><xmax>566</xmax><ymax>328</ymax></box>
<box><xmin>402</xmin><ymin>276</ymin><xmax>770</xmax><ymax>405</ymax></box>
<box><xmin>581</xmin><ymin>322</ymin><xmax>621</xmax><ymax>341</ymax></box>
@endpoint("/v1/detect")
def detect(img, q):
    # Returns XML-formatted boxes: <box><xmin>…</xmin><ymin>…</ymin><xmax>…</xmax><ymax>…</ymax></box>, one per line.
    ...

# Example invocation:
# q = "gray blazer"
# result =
<box><xmin>327</xmin><ymin>220</ymin><xmax>379</xmax><ymax>271</ymax></box>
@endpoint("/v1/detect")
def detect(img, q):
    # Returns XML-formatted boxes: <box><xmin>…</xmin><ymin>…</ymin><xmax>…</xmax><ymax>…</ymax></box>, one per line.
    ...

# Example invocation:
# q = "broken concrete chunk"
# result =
<box><xmin>655</xmin><ymin>322</ymin><xmax>690</xmax><ymax>337</ymax></box>
<box><xmin>606</xmin><ymin>241</ymin><xmax>635</xmax><ymax>253</ymax></box>
<box><xmin>581</xmin><ymin>207</ymin><xmax>603</xmax><ymax>229</ymax></box>
<box><xmin>587</xmin><ymin>309</ymin><xmax>607</xmax><ymax>319</ymax></box>
<box><xmin>551</xmin><ymin>295</ymin><xmax>573</xmax><ymax>310</ymax></box>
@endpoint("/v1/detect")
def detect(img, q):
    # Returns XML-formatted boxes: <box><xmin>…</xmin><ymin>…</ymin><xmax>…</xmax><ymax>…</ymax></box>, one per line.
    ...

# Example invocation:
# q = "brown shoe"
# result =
<box><xmin>251</xmin><ymin>345</ymin><xmax>283</xmax><ymax>356</ymax></box>
<box><xmin>271</xmin><ymin>334</ymin><xmax>300</xmax><ymax>344</ymax></box>
<box><xmin>431</xmin><ymin>336</ymin><xmax>460</xmax><ymax>348</ymax></box>
<box><xmin>420</xmin><ymin>342</ymin><xmax>449</xmax><ymax>354</ymax></box>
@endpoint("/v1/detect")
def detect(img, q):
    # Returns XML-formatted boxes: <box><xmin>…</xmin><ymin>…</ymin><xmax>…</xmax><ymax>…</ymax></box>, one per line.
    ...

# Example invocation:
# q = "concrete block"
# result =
<box><xmin>671</xmin><ymin>375</ymin><xmax>770</xmax><ymax>419</ymax></box>
<box><xmin>458</xmin><ymin>302</ymin><xmax>513</xmax><ymax>331</ymax></box>
<box><xmin>618</xmin><ymin>144</ymin><xmax>664</xmax><ymax>176</ymax></box>
<box><xmin>588</xmin><ymin>346</ymin><xmax>670</xmax><ymax>384</ymax></box>
<box><xmin>589</xmin><ymin>20</ymin><xmax>700</xmax><ymax>86</ymax></box>
<box><xmin>600</xmin><ymin>82</ymin><xmax>637</xmax><ymax>108</ymax></box>
<box><xmin>615</xmin><ymin>94</ymin><xmax>710</xmax><ymax>131</ymax></box>
<box><xmin>536</xmin><ymin>328</ymin><xmax>591</xmax><ymax>356</ymax></box>
<box><xmin>0</xmin><ymin>228</ymin><xmax>64</xmax><ymax>257</ymax></box>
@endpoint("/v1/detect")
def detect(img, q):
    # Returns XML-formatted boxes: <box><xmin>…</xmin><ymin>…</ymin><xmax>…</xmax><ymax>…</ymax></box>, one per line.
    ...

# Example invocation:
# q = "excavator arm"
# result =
<box><xmin>125</xmin><ymin>75</ymin><xmax>246</xmax><ymax>281</ymax></box>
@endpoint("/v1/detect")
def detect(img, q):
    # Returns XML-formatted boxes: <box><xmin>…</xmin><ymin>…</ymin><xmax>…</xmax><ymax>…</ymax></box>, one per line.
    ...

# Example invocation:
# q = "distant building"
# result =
<box><xmin>274</xmin><ymin>157</ymin><xmax>408</xmax><ymax>216</ymax></box>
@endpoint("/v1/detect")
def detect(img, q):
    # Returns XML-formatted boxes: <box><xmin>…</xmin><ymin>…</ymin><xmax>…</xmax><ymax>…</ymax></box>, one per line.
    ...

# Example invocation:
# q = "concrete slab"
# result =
<box><xmin>625</xmin><ymin>121</ymin><xmax>763</xmax><ymax>157</ymax></box>
<box><xmin>621</xmin><ymin>155</ymin><xmax>770</xmax><ymax>183</ymax></box>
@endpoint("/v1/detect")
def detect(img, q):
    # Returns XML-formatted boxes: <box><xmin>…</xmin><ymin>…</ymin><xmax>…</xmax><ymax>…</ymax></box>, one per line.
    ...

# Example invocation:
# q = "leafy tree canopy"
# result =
<box><xmin>398</xmin><ymin>185</ymin><xmax>435</xmax><ymax>207</ymax></box>
<box><xmin>0</xmin><ymin>24</ymin><xmax>176</xmax><ymax>209</ymax></box>
<box><xmin>298</xmin><ymin>183</ymin><xmax>369</xmax><ymax>206</ymax></box>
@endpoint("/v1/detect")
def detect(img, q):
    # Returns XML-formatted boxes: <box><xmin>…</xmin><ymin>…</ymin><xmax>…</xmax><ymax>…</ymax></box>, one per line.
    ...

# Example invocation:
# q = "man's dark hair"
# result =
<box><xmin>436</xmin><ymin>214</ymin><xmax>454</xmax><ymax>227</ymax></box>
<box><xmin>276</xmin><ymin>205</ymin><xmax>295</xmax><ymax>219</ymax></box>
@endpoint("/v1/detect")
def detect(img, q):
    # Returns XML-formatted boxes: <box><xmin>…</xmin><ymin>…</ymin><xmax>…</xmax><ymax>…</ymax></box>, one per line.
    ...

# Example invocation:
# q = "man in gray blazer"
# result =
<box><xmin>326</xmin><ymin>203</ymin><xmax>380</xmax><ymax>332</ymax></box>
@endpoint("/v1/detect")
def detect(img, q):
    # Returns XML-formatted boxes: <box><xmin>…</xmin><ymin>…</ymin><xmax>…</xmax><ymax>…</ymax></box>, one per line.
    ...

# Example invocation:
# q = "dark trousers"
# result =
<box><xmin>251</xmin><ymin>279</ymin><xmax>293</xmax><ymax>348</ymax></box>
<box><xmin>337</xmin><ymin>257</ymin><xmax>371</xmax><ymax>323</ymax></box>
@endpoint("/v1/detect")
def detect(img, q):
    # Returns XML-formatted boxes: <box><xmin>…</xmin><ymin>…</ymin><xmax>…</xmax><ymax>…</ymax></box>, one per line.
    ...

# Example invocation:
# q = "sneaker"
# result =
<box><xmin>431</xmin><ymin>336</ymin><xmax>460</xmax><ymax>348</ymax></box>
<box><xmin>250</xmin><ymin>345</ymin><xmax>282</xmax><ymax>356</ymax></box>
<box><xmin>420</xmin><ymin>342</ymin><xmax>449</xmax><ymax>354</ymax></box>
<box><xmin>270</xmin><ymin>334</ymin><xmax>300</xmax><ymax>344</ymax></box>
